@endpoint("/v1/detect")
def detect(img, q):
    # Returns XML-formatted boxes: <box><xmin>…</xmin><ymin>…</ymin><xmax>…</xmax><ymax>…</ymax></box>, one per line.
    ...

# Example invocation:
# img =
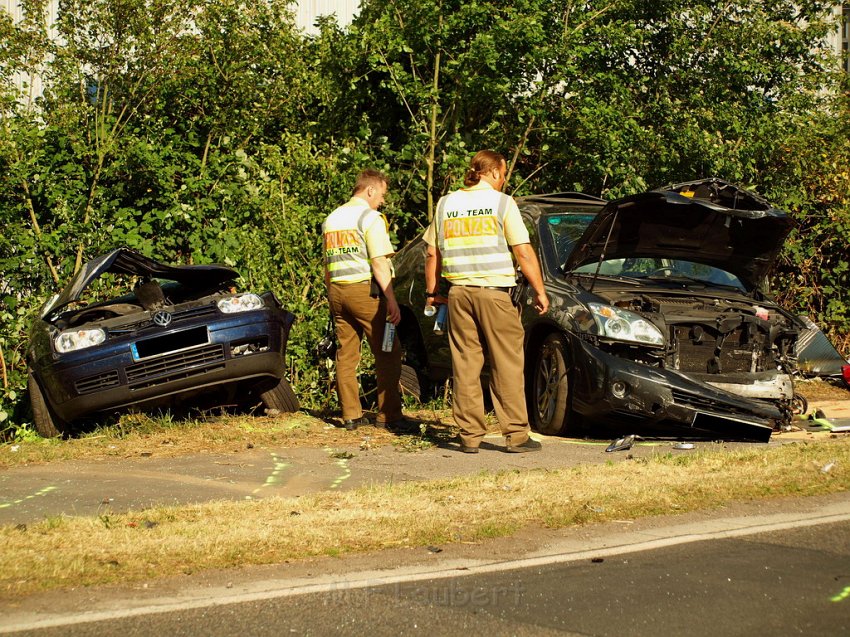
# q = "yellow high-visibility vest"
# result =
<box><xmin>435</xmin><ymin>190</ymin><xmax>514</xmax><ymax>280</ymax></box>
<box><xmin>323</xmin><ymin>205</ymin><xmax>377</xmax><ymax>283</ymax></box>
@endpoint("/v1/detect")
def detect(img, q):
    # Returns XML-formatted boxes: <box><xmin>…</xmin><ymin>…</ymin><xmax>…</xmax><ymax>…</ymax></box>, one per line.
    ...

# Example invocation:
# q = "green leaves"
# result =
<box><xmin>0</xmin><ymin>0</ymin><xmax>847</xmax><ymax>439</ymax></box>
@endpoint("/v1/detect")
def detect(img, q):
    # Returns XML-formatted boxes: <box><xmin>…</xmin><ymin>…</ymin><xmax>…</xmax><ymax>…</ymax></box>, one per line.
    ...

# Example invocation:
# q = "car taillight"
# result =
<box><xmin>843</xmin><ymin>364</ymin><xmax>850</xmax><ymax>388</ymax></box>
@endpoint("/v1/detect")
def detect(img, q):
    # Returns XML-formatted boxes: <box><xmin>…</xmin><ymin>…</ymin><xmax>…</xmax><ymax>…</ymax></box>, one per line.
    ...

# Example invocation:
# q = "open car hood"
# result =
<box><xmin>42</xmin><ymin>247</ymin><xmax>239</xmax><ymax>321</ymax></box>
<box><xmin>563</xmin><ymin>178</ymin><xmax>794</xmax><ymax>289</ymax></box>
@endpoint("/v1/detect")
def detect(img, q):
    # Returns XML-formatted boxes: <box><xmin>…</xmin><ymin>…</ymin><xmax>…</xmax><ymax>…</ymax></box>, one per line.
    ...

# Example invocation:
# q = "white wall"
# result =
<box><xmin>2</xmin><ymin>0</ymin><xmax>56</xmax><ymax>104</ymax></box>
<box><xmin>294</xmin><ymin>0</ymin><xmax>358</xmax><ymax>35</ymax></box>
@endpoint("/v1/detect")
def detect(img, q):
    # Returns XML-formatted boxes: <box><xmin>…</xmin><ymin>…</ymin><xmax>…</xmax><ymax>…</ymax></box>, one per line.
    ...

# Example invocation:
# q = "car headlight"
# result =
<box><xmin>217</xmin><ymin>293</ymin><xmax>264</xmax><ymax>314</ymax></box>
<box><xmin>588</xmin><ymin>302</ymin><xmax>664</xmax><ymax>346</ymax></box>
<box><xmin>54</xmin><ymin>328</ymin><xmax>106</xmax><ymax>353</ymax></box>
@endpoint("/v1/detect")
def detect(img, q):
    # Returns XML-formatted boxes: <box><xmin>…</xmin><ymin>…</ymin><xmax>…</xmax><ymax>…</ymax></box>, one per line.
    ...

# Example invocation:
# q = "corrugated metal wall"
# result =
<box><xmin>0</xmin><ymin>0</ymin><xmax>358</xmax><ymax>101</ymax></box>
<box><xmin>0</xmin><ymin>0</ymin><xmax>60</xmax><ymax>41</ymax></box>
<box><xmin>1</xmin><ymin>0</ymin><xmax>60</xmax><ymax>105</ymax></box>
<box><xmin>842</xmin><ymin>6</ymin><xmax>850</xmax><ymax>74</ymax></box>
<box><xmin>294</xmin><ymin>0</ymin><xmax>358</xmax><ymax>34</ymax></box>
<box><xmin>1</xmin><ymin>0</ymin><xmax>21</xmax><ymax>21</ymax></box>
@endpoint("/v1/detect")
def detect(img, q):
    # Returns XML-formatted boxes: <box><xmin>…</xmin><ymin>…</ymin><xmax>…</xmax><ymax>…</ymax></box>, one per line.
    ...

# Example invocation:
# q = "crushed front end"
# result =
<box><xmin>565</xmin><ymin>290</ymin><xmax>800</xmax><ymax>442</ymax></box>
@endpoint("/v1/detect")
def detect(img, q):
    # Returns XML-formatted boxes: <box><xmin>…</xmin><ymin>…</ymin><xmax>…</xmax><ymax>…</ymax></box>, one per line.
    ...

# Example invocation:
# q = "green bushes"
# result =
<box><xmin>1</xmin><ymin>0</ymin><xmax>848</xmax><ymax>437</ymax></box>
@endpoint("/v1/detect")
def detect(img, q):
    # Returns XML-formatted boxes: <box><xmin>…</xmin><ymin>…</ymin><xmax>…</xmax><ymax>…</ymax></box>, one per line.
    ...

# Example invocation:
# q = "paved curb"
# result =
<box><xmin>2</xmin><ymin>491</ymin><xmax>849</xmax><ymax>634</ymax></box>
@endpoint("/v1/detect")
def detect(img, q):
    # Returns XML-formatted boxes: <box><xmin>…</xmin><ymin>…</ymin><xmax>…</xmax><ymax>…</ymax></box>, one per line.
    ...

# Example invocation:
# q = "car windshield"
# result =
<box><xmin>543</xmin><ymin>213</ymin><xmax>597</xmax><ymax>272</ymax></box>
<box><xmin>573</xmin><ymin>258</ymin><xmax>745</xmax><ymax>290</ymax></box>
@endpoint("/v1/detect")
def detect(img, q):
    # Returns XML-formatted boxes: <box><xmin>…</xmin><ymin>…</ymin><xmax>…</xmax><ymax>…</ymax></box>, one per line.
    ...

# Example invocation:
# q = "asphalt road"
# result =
<box><xmin>3</xmin><ymin>424</ymin><xmax>844</xmax><ymax>527</ymax></box>
<box><xmin>4</xmin><ymin>504</ymin><xmax>849</xmax><ymax>636</ymax></box>
<box><xmin>0</xmin><ymin>431</ymin><xmax>726</xmax><ymax>526</ymax></box>
<box><xmin>2</xmin><ymin>399</ymin><xmax>848</xmax><ymax>635</ymax></box>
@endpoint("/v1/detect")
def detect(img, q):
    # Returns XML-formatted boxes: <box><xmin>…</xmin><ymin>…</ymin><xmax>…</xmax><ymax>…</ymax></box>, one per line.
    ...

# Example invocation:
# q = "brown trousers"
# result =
<box><xmin>447</xmin><ymin>286</ymin><xmax>531</xmax><ymax>448</ymax></box>
<box><xmin>329</xmin><ymin>281</ymin><xmax>402</xmax><ymax>423</ymax></box>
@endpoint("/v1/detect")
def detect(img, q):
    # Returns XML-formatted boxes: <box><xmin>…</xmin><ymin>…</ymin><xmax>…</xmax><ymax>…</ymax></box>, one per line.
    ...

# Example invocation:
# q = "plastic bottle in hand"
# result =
<box><xmin>433</xmin><ymin>304</ymin><xmax>448</xmax><ymax>335</ymax></box>
<box><xmin>381</xmin><ymin>321</ymin><xmax>396</xmax><ymax>352</ymax></box>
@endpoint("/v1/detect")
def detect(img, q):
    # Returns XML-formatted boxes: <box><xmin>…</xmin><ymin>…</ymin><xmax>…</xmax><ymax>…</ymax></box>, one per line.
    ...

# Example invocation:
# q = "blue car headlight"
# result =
<box><xmin>54</xmin><ymin>328</ymin><xmax>106</xmax><ymax>353</ymax></box>
<box><xmin>217</xmin><ymin>293</ymin><xmax>264</xmax><ymax>314</ymax></box>
<box><xmin>587</xmin><ymin>302</ymin><xmax>664</xmax><ymax>346</ymax></box>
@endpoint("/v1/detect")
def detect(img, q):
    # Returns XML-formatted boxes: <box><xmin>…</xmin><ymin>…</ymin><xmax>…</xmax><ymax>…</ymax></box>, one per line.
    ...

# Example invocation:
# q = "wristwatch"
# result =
<box><xmin>425</xmin><ymin>292</ymin><xmax>437</xmax><ymax>298</ymax></box>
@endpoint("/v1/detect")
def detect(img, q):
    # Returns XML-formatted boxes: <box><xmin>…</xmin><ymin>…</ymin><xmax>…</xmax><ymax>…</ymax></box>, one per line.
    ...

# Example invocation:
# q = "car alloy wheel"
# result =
<box><xmin>532</xmin><ymin>333</ymin><xmax>571</xmax><ymax>435</ymax></box>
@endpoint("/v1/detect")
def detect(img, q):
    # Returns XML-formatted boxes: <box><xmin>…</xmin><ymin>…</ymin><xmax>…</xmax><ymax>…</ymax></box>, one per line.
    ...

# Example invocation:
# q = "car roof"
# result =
<box><xmin>516</xmin><ymin>192</ymin><xmax>607</xmax><ymax>219</ymax></box>
<box><xmin>516</xmin><ymin>191</ymin><xmax>607</xmax><ymax>206</ymax></box>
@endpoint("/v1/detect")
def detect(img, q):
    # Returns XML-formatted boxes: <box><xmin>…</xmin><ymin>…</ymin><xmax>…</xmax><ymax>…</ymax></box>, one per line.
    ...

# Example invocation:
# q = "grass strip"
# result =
<box><xmin>0</xmin><ymin>411</ymin><xmax>408</xmax><ymax>467</ymax></box>
<box><xmin>2</xmin><ymin>439</ymin><xmax>849</xmax><ymax>596</ymax></box>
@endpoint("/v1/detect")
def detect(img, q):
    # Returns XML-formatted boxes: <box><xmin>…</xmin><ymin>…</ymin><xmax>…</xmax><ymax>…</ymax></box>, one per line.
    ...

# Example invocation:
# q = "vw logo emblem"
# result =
<box><xmin>152</xmin><ymin>310</ymin><xmax>172</xmax><ymax>327</ymax></box>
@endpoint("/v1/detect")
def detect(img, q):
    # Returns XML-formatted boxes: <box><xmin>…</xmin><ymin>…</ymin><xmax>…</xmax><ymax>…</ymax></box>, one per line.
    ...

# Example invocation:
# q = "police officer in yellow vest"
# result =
<box><xmin>323</xmin><ymin>169</ymin><xmax>404</xmax><ymax>430</ymax></box>
<box><xmin>424</xmin><ymin>150</ymin><xmax>549</xmax><ymax>452</ymax></box>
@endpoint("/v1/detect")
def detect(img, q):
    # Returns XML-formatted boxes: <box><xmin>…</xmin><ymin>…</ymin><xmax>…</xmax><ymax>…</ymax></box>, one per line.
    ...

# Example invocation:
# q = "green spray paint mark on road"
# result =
<box><xmin>251</xmin><ymin>455</ymin><xmax>289</xmax><ymax>495</ymax></box>
<box><xmin>0</xmin><ymin>485</ymin><xmax>57</xmax><ymax>509</ymax></box>
<box><xmin>831</xmin><ymin>585</ymin><xmax>850</xmax><ymax>602</ymax></box>
<box><xmin>330</xmin><ymin>457</ymin><xmax>351</xmax><ymax>489</ymax></box>
<box><xmin>324</xmin><ymin>447</ymin><xmax>352</xmax><ymax>489</ymax></box>
<box><xmin>331</xmin><ymin>458</ymin><xmax>351</xmax><ymax>489</ymax></box>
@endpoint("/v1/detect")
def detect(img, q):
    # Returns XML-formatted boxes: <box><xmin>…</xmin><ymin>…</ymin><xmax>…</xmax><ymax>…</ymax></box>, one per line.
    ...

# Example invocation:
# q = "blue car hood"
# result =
<box><xmin>42</xmin><ymin>248</ymin><xmax>239</xmax><ymax>322</ymax></box>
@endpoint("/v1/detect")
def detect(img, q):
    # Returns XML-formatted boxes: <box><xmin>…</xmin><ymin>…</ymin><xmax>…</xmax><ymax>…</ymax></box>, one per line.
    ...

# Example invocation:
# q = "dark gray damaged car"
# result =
<box><xmin>393</xmin><ymin>178</ymin><xmax>811</xmax><ymax>442</ymax></box>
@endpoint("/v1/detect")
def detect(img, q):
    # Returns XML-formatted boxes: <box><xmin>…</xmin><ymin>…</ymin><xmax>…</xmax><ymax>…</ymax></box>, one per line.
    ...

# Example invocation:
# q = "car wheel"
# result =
<box><xmin>27</xmin><ymin>371</ymin><xmax>67</xmax><ymax>438</ymax></box>
<box><xmin>531</xmin><ymin>333</ymin><xmax>572</xmax><ymax>435</ymax></box>
<box><xmin>399</xmin><ymin>363</ymin><xmax>421</xmax><ymax>401</ymax></box>
<box><xmin>791</xmin><ymin>393</ymin><xmax>808</xmax><ymax>416</ymax></box>
<box><xmin>260</xmin><ymin>377</ymin><xmax>300</xmax><ymax>413</ymax></box>
<box><xmin>397</xmin><ymin>316</ymin><xmax>430</xmax><ymax>402</ymax></box>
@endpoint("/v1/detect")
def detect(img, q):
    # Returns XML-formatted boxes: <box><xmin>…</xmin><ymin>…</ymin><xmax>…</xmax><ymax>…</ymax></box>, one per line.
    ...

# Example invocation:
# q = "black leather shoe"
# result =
<box><xmin>343</xmin><ymin>417</ymin><xmax>369</xmax><ymax>431</ymax></box>
<box><xmin>382</xmin><ymin>417</ymin><xmax>418</xmax><ymax>434</ymax></box>
<box><xmin>506</xmin><ymin>438</ymin><xmax>542</xmax><ymax>453</ymax></box>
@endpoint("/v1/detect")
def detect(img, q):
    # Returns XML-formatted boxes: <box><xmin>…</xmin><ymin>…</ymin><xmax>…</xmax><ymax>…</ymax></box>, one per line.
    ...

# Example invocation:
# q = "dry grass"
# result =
<box><xmin>0</xmin><ymin>408</ymin><xmax>451</xmax><ymax>468</ymax></box>
<box><xmin>795</xmin><ymin>377</ymin><xmax>850</xmax><ymax>402</ymax></box>
<box><xmin>2</xmin><ymin>438</ymin><xmax>849</xmax><ymax>596</ymax></box>
<box><xmin>3</xmin><ymin>378</ymin><xmax>845</xmax><ymax>468</ymax></box>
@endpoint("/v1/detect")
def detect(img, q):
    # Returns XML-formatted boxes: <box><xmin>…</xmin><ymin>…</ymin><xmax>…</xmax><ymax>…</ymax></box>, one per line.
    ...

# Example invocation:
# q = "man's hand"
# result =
<box><xmin>386</xmin><ymin>297</ymin><xmax>401</xmax><ymax>325</ymax></box>
<box><xmin>512</xmin><ymin>243</ymin><xmax>549</xmax><ymax>316</ymax></box>
<box><xmin>533</xmin><ymin>290</ymin><xmax>549</xmax><ymax>315</ymax></box>
<box><xmin>424</xmin><ymin>293</ymin><xmax>448</xmax><ymax>310</ymax></box>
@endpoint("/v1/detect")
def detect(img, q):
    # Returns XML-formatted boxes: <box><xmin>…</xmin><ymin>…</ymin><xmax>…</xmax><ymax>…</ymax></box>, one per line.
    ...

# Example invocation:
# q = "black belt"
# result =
<box><xmin>457</xmin><ymin>285</ymin><xmax>513</xmax><ymax>293</ymax></box>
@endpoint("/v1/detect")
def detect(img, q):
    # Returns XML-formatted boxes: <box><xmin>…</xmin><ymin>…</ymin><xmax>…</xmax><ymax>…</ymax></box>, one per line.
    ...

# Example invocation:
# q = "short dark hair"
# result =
<box><xmin>464</xmin><ymin>150</ymin><xmax>506</xmax><ymax>187</ymax></box>
<box><xmin>352</xmin><ymin>169</ymin><xmax>388</xmax><ymax>196</ymax></box>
